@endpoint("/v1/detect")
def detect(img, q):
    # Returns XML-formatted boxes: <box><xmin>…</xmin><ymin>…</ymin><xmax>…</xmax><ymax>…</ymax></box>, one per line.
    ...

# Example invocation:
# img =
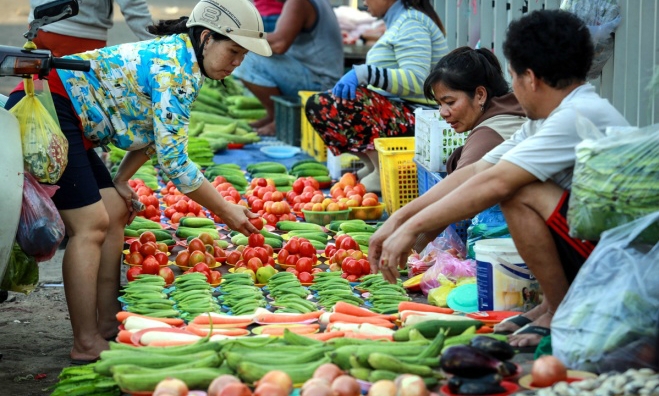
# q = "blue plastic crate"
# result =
<box><xmin>415</xmin><ymin>158</ymin><xmax>445</xmax><ymax>195</ymax></box>
<box><xmin>271</xmin><ymin>95</ymin><xmax>301</xmax><ymax>147</ymax></box>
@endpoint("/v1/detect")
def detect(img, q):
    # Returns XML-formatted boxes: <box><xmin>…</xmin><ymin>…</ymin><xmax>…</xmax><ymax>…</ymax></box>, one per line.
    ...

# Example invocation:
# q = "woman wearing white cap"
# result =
<box><xmin>4</xmin><ymin>0</ymin><xmax>270</xmax><ymax>364</ymax></box>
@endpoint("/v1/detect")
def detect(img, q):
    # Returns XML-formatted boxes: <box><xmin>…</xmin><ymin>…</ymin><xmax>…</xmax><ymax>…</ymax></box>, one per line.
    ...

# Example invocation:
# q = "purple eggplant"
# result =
<box><xmin>447</xmin><ymin>373</ymin><xmax>503</xmax><ymax>393</ymax></box>
<box><xmin>469</xmin><ymin>336</ymin><xmax>515</xmax><ymax>361</ymax></box>
<box><xmin>440</xmin><ymin>345</ymin><xmax>507</xmax><ymax>378</ymax></box>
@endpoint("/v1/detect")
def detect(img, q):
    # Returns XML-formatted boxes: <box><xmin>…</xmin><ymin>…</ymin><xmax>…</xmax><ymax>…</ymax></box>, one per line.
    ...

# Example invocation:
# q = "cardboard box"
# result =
<box><xmin>414</xmin><ymin>108</ymin><xmax>468</xmax><ymax>173</ymax></box>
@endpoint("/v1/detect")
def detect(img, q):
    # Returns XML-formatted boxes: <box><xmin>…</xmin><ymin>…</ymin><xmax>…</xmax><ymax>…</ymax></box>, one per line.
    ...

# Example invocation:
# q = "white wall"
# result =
<box><xmin>433</xmin><ymin>0</ymin><xmax>658</xmax><ymax>127</ymax></box>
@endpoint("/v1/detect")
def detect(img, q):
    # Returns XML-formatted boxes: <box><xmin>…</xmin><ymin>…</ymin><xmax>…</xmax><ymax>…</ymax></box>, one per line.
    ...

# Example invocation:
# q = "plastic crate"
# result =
<box><xmin>415</xmin><ymin>158</ymin><xmax>446</xmax><ymax>195</ymax></box>
<box><xmin>374</xmin><ymin>137</ymin><xmax>418</xmax><ymax>214</ymax></box>
<box><xmin>414</xmin><ymin>108</ymin><xmax>468</xmax><ymax>172</ymax></box>
<box><xmin>298</xmin><ymin>91</ymin><xmax>327</xmax><ymax>161</ymax></box>
<box><xmin>271</xmin><ymin>96</ymin><xmax>301</xmax><ymax>146</ymax></box>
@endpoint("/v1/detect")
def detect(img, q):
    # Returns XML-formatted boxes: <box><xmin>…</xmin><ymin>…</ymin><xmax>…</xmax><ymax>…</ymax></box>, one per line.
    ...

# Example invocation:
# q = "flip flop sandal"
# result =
<box><xmin>493</xmin><ymin>314</ymin><xmax>533</xmax><ymax>334</ymax></box>
<box><xmin>70</xmin><ymin>357</ymin><xmax>100</xmax><ymax>366</ymax></box>
<box><xmin>511</xmin><ymin>324</ymin><xmax>551</xmax><ymax>353</ymax></box>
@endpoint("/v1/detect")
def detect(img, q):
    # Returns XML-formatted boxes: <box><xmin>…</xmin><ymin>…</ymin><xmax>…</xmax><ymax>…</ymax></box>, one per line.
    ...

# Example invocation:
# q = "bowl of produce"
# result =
<box><xmin>301</xmin><ymin>209</ymin><xmax>350</xmax><ymax>225</ymax></box>
<box><xmin>349</xmin><ymin>203</ymin><xmax>386</xmax><ymax>221</ymax></box>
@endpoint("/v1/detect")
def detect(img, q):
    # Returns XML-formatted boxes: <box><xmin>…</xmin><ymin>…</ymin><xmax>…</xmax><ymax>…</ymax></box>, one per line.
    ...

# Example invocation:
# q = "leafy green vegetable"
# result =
<box><xmin>1</xmin><ymin>244</ymin><xmax>39</xmax><ymax>294</ymax></box>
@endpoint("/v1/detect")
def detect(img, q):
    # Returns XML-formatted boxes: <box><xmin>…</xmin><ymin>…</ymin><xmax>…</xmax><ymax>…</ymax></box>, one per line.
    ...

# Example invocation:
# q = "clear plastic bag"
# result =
<box><xmin>561</xmin><ymin>0</ymin><xmax>621</xmax><ymax>79</ymax></box>
<box><xmin>17</xmin><ymin>172</ymin><xmax>65</xmax><ymax>262</ymax></box>
<box><xmin>552</xmin><ymin>211</ymin><xmax>659</xmax><ymax>373</ymax></box>
<box><xmin>567</xmin><ymin>118</ymin><xmax>659</xmax><ymax>241</ymax></box>
<box><xmin>9</xmin><ymin>79</ymin><xmax>68</xmax><ymax>183</ymax></box>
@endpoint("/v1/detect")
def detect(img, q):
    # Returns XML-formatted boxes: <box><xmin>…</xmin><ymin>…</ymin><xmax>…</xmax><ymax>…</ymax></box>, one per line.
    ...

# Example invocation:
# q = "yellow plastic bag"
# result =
<box><xmin>9</xmin><ymin>78</ymin><xmax>68</xmax><ymax>183</ymax></box>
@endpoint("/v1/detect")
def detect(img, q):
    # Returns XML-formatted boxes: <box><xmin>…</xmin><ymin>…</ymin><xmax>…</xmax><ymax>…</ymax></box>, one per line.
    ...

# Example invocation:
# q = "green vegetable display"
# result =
<box><xmin>1</xmin><ymin>244</ymin><xmax>39</xmax><ymax>294</ymax></box>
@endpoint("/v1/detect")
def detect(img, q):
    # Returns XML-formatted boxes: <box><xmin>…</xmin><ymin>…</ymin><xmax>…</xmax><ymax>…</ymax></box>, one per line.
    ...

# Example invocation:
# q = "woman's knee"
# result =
<box><xmin>63</xmin><ymin>207</ymin><xmax>110</xmax><ymax>244</ymax></box>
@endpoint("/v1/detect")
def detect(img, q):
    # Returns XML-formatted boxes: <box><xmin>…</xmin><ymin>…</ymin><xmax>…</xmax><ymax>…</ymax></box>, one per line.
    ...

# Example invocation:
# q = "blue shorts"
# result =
<box><xmin>232</xmin><ymin>53</ymin><xmax>326</xmax><ymax>97</ymax></box>
<box><xmin>261</xmin><ymin>15</ymin><xmax>279</xmax><ymax>33</ymax></box>
<box><xmin>5</xmin><ymin>91</ymin><xmax>114</xmax><ymax>210</ymax></box>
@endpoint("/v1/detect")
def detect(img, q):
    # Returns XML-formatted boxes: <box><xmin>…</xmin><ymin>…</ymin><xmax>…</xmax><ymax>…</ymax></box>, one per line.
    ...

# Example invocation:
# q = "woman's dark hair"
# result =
<box><xmin>503</xmin><ymin>10</ymin><xmax>593</xmax><ymax>89</ymax></box>
<box><xmin>402</xmin><ymin>0</ymin><xmax>446</xmax><ymax>36</ymax></box>
<box><xmin>423</xmin><ymin>47</ymin><xmax>510</xmax><ymax>107</ymax></box>
<box><xmin>147</xmin><ymin>16</ymin><xmax>231</xmax><ymax>44</ymax></box>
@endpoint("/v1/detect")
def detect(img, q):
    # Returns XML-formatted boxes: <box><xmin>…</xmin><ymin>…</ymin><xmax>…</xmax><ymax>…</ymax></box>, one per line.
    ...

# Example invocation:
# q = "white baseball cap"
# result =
<box><xmin>187</xmin><ymin>0</ymin><xmax>272</xmax><ymax>57</ymax></box>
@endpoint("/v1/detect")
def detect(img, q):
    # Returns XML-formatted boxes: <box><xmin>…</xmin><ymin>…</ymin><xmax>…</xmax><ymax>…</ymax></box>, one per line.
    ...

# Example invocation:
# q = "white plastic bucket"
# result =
<box><xmin>474</xmin><ymin>238</ymin><xmax>540</xmax><ymax>312</ymax></box>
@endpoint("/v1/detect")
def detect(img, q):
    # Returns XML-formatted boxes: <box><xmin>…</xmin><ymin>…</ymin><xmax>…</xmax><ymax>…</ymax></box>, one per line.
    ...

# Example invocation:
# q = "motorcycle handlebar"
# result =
<box><xmin>50</xmin><ymin>57</ymin><xmax>90</xmax><ymax>72</ymax></box>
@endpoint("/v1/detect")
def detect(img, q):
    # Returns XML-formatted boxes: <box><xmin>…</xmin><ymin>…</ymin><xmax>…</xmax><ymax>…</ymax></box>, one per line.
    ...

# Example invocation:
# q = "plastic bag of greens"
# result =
<box><xmin>16</xmin><ymin>172</ymin><xmax>65</xmax><ymax>262</ymax></box>
<box><xmin>561</xmin><ymin>0</ymin><xmax>621</xmax><ymax>80</ymax></box>
<box><xmin>1</xmin><ymin>244</ymin><xmax>39</xmax><ymax>294</ymax></box>
<box><xmin>567</xmin><ymin>118</ymin><xmax>659</xmax><ymax>241</ymax></box>
<box><xmin>466</xmin><ymin>205</ymin><xmax>510</xmax><ymax>259</ymax></box>
<box><xmin>9</xmin><ymin>78</ymin><xmax>68</xmax><ymax>183</ymax></box>
<box><xmin>552</xmin><ymin>211</ymin><xmax>659</xmax><ymax>372</ymax></box>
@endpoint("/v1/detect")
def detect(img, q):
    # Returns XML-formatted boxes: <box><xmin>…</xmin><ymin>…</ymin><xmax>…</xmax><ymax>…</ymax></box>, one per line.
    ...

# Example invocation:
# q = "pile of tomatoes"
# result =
<box><xmin>325</xmin><ymin>235</ymin><xmax>370</xmax><ymax>282</ymax></box>
<box><xmin>173</xmin><ymin>234</ymin><xmax>224</xmax><ymax>284</ymax></box>
<box><xmin>125</xmin><ymin>231</ymin><xmax>175</xmax><ymax>284</ymax></box>
<box><xmin>277</xmin><ymin>236</ymin><xmax>323</xmax><ymax>283</ymax></box>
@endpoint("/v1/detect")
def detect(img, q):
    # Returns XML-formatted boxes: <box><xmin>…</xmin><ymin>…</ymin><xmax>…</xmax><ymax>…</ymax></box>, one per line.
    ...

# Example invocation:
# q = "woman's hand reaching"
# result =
<box><xmin>114</xmin><ymin>180</ymin><xmax>139</xmax><ymax>225</ymax></box>
<box><xmin>220</xmin><ymin>203</ymin><xmax>260</xmax><ymax>236</ymax></box>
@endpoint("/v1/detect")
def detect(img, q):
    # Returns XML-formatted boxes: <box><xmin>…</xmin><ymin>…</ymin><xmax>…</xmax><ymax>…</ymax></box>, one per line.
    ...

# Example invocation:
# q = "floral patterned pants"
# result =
<box><xmin>304</xmin><ymin>87</ymin><xmax>415</xmax><ymax>155</ymax></box>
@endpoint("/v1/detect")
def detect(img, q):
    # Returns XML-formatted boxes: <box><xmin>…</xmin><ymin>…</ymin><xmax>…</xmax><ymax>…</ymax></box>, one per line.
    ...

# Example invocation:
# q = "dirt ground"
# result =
<box><xmin>0</xmin><ymin>249</ymin><xmax>78</xmax><ymax>395</ymax></box>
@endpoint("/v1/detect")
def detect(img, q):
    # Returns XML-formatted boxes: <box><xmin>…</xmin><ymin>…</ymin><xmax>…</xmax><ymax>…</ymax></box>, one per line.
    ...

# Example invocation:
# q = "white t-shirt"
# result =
<box><xmin>482</xmin><ymin>84</ymin><xmax>630</xmax><ymax>190</ymax></box>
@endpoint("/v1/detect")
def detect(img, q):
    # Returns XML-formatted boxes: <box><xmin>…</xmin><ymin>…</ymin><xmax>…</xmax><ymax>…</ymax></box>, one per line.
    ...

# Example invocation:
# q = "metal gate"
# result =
<box><xmin>433</xmin><ymin>0</ymin><xmax>659</xmax><ymax>127</ymax></box>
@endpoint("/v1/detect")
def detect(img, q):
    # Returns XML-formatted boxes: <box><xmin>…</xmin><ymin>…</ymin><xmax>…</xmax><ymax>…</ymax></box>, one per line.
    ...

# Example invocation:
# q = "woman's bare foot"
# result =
<box><xmin>70</xmin><ymin>336</ymin><xmax>109</xmax><ymax>362</ymax></box>
<box><xmin>249</xmin><ymin>116</ymin><xmax>272</xmax><ymax>129</ymax></box>
<box><xmin>256</xmin><ymin>121</ymin><xmax>276</xmax><ymax>136</ymax></box>
<box><xmin>493</xmin><ymin>299</ymin><xmax>548</xmax><ymax>334</ymax></box>
<box><xmin>507</xmin><ymin>311</ymin><xmax>553</xmax><ymax>348</ymax></box>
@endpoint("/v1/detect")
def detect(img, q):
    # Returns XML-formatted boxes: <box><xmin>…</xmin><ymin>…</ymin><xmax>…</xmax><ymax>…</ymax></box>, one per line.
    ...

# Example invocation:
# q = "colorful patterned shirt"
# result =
<box><xmin>57</xmin><ymin>34</ymin><xmax>205</xmax><ymax>194</ymax></box>
<box><xmin>353</xmin><ymin>2</ymin><xmax>448</xmax><ymax>103</ymax></box>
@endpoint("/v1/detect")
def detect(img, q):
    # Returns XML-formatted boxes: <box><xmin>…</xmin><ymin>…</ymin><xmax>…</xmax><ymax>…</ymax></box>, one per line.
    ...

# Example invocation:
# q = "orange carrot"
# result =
<box><xmin>328</xmin><ymin>313</ymin><xmax>395</xmax><ymax>328</ymax></box>
<box><xmin>259</xmin><ymin>324</ymin><xmax>320</xmax><ymax>336</ymax></box>
<box><xmin>185</xmin><ymin>324</ymin><xmax>250</xmax><ymax>337</ymax></box>
<box><xmin>398</xmin><ymin>302</ymin><xmax>454</xmax><ymax>315</ymax></box>
<box><xmin>476</xmin><ymin>326</ymin><xmax>494</xmax><ymax>334</ymax></box>
<box><xmin>343</xmin><ymin>331</ymin><xmax>393</xmax><ymax>341</ymax></box>
<box><xmin>333</xmin><ymin>301</ymin><xmax>397</xmax><ymax>320</ymax></box>
<box><xmin>117</xmin><ymin>330</ymin><xmax>134</xmax><ymax>345</ymax></box>
<box><xmin>148</xmin><ymin>339</ymin><xmax>198</xmax><ymax>347</ymax></box>
<box><xmin>305</xmin><ymin>331</ymin><xmax>346</xmax><ymax>341</ymax></box>
<box><xmin>254</xmin><ymin>311</ymin><xmax>322</xmax><ymax>324</ymax></box>
<box><xmin>116</xmin><ymin>311</ymin><xmax>185</xmax><ymax>327</ymax></box>
<box><xmin>191</xmin><ymin>314</ymin><xmax>254</xmax><ymax>326</ymax></box>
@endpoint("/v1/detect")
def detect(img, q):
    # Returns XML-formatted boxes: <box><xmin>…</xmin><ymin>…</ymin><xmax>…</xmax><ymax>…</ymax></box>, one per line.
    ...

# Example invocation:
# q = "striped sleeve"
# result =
<box><xmin>354</xmin><ymin>12</ymin><xmax>448</xmax><ymax>98</ymax></box>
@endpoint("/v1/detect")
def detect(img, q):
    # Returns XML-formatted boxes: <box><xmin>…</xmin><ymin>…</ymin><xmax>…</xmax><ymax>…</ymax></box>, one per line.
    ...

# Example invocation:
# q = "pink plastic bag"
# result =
<box><xmin>16</xmin><ymin>172</ymin><xmax>65</xmax><ymax>262</ymax></box>
<box><xmin>419</xmin><ymin>251</ymin><xmax>476</xmax><ymax>295</ymax></box>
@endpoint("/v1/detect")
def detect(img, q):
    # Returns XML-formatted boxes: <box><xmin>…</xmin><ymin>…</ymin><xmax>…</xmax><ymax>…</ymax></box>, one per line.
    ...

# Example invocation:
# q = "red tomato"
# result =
<box><xmin>248</xmin><ymin>233</ymin><xmax>265</xmax><ymax>247</ymax></box>
<box><xmin>339</xmin><ymin>236</ymin><xmax>359</xmax><ymax>251</ymax></box>
<box><xmin>242</xmin><ymin>247</ymin><xmax>257</xmax><ymax>262</ymax></box>
<box><xmin>129</xmin><ymin>240</ymin><xmax>142</xmax><ymax>253</ymax></box>
<box><xmin>298</xmin><ymin>241</ymin><xmax>316</xmax><ymax>258</ymax></box>
<box><xmin>204</xmin><ymin>252</ymin><xmax>216</xmax><ymax>266</ymax></box>
<box><xmin>142</xmin><ymin>256</ymin><xmax>160</xmax><ymax>275</ymax></box>
<box><xmin>175</xmin><ymin>251</ymin><xmax>190</xmax><ymax>266</ymax></box>
<box><xmin>126</xmin><ymin>252</ymin><xmax>144</xmax><ymax>265</ymax></box>
<box><xmin>209</xmin><ymin>270</ymin><xmax>222</xmax><ymax>284</ymax></box>
<box><xmin>292</xmin><ymin>179</ymin><xmax>305</xmax><ymax>194</ymax></box>
<box><xmin>267</xmin><ymin>257</ymin><xmax>276</xmax><ymax>267</ymax></box>
<box><xmin>155</xmin><ymin>242</ymin><xmax>169</xmax><ymax>253</ymax></box>
<box><xmin>188</xmin><ymin>238</ymin><xmax>205</xmax><ymax>253</ymax></box>
<box><xmin>296</xmin><ymin>257</ymin><xmax>313</xmax><ymax>274</ymax></box>
<box><xmin>158</xmin><ymin>267</ymin><xmax>175</xmax><ymax>285</ymax></box>
<box><xmin>277</xmin><ymin>249</ymin><xmax>290</xmax><ymax>264</ymax></box>
<box><xmin>193</xmin><ymin>262</ymin><xmax>210</xmax><ymax>274</ymax></box>
<box><xmin>249</xmin><ymin>217</ymin><xmax>264</xmax><ymax>230</ymax></box>
<box><xmin>342</xmin><ymin>258</ymin><xmax>361</xmax><ymax>276</ymax></box>
<box><xmin>324</xmin><ymin>244</ymin><xmax>337</xmax><ymax>258</ymax></box>
<box><xmin>189</xmin><ymin>250</ymin><xmax>206</xmax><ymax>266</ymax></box>
<box><xmin>285</xmin><ymin>254</ymin><xmax>297</xmax><ymax>266</ymax></box>
<box><xmin>198</xmin><ymin>232</ymin><xmax>215</xmax><ymax>246</ymax></box>
<box><xmin>346</xmin><ymin>274</ymin><xmax>358</xmax><ymax>282</ymax></box>
<box><xmin>311</xmin><ymin>267</ymin><xmax>324</xmax><ymax>274</ymax></box>
<box><xmin>126</xmin><ymin>266</ymin><xmax>143</xmax><ymax>282</ymax></box>
<box><xmin>254</xmin><ymin>247</ymin><xmax>269</xmax><ymax>263</ymax></box>
<box><xmin>358</xmin><ymin>259</ymin><xmax>371</xmax><ymax>275</ymax></box>
<box><xmin>298</xmin><ymin>271</ymin><xmax>314</xmax><ymax>283</ymax></box>
<box><xmin>227</xmin><ymin>251</ymin><xmax>242</xmax><ymax>265</ymax></box>
<box><xmin>154</xmin><ymin>252</ymin><xmax>169</xmax><ymax>266</ymax></box>
<box><xmin>138</xmin><ymin>242</ymin><xmax>157</xmax><ymax>257</ymax></box>
<box><xmin>263</xmin><ymin>244</ymin><xmax>274</xmax><ymax>257</ymax></box>
<box><xmin>286</xmin><ymin>238</ymin><xmax>300</xmax><ymax>255</ymax></box>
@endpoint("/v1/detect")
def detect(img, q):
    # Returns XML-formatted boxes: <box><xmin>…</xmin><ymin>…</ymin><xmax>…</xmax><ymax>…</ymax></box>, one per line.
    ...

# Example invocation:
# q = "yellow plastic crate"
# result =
<box><xmin>374</xmin><ymin>137</ymin><xmax>419</xmax><ymax>214</ymax></box>
<box><xmin>298</xmin><ymin>90</ymin><xmax>327</xmax><ymax>161</ymax></box>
